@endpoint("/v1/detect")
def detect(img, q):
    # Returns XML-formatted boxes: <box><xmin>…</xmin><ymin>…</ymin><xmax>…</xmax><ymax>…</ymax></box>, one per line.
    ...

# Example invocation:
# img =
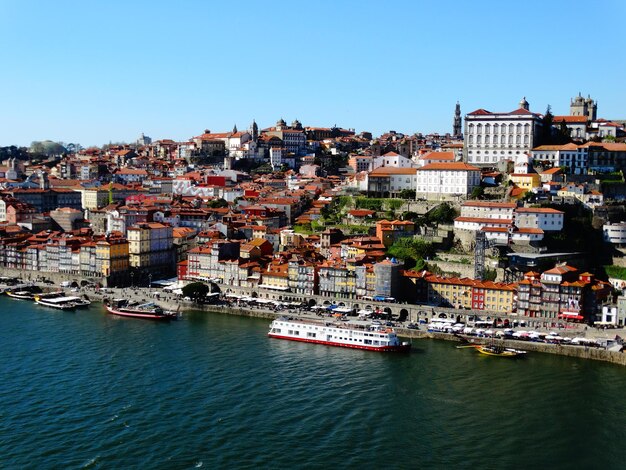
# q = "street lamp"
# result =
<box><xmin>130</xmin><ymin>271</ymin><xmax>134</xmax><ymax>289</ymax></box>
<box><xmin>148</xmin><ymin>273</ymin><xmax>152</xmax><ymax>292</ymax></box>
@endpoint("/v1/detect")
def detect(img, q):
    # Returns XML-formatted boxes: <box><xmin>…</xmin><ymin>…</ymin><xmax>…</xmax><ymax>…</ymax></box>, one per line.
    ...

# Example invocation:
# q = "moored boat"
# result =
<box><xmin>34</xmin><ymin>295</ymin><xmax>81</xmax><ymax>310</ymax></box>
<box><xmin>72</xmin><ymin>297</ymin><xmax>92</xmax><ymax>308</ymax></box>
<box><xmin>104</xmin><ymin>299</ymin><xmax>179</xmax><ymax>321</ymax></box>
<box><xmin>6</xmin><ymin>290</ymin><xmax>38</xmax><ymax>300</ymax></box>
<box><xmin>268</xmin><ymin>317</ymin><xmax>411</xmax><ymax>352</ymax></box>
<box><xmin>474</xmin><ymin>344</ymin><xmax>527</xmax><ymax>358</ymax></box>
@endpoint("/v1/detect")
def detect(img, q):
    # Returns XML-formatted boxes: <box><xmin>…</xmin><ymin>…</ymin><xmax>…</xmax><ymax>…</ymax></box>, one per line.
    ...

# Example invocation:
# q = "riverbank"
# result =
<box><xmin>5</xmin><ymin>281</ymin><xmax>626</xmax><ymax>366</ymax></box>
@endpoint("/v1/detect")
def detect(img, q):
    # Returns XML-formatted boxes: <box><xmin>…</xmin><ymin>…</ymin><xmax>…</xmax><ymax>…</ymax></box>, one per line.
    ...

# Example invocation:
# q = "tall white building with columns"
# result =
<box><xmin>464</xmin><ymin>98</ymin><xmax>543</xmax><ymax>166</ymax></box>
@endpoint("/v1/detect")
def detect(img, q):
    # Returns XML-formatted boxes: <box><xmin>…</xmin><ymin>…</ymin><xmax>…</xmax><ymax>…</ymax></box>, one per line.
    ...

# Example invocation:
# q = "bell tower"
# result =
<box><xmin>453</xmin><ymin>102</ymin><xmax>462</xmax><ymax>137</ymax></box>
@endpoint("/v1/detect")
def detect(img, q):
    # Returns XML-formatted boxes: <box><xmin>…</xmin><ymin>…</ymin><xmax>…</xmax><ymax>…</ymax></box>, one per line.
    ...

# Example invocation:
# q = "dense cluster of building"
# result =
<box><xmin>1</xmin><ymin>93</ymin><xmax>625</xmax><ymax>325</ymax></box>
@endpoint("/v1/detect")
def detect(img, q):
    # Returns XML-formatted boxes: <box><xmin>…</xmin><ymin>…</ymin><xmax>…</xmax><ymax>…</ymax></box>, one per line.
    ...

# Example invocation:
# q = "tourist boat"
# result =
<box><xmin>34</xmin><ymin>295</ymin><xmax>83</xmax><ymax>310</ymax></box>
<box><xmin>268</xmin><ymin>317</ymin><xmax>411</xmax><ymax>352</ymax></box>
<box><xmin>474</xmin><ymin>344</ymin><xmax>527</xmax><ymax>358</ymax></box>
<box><xmin>104</xmin><ymin>299</ymin><xmax>180</xmax><ymax>321</ymax></box>
<box><xmin>71</xmin><ymin>297</ymin><xmax>92</xmax><ymax>308</ymax></box>
<box><xmin>6</xmin><ymin>290</ymin><xmax>37</xmax><ymax>300</ymax></box>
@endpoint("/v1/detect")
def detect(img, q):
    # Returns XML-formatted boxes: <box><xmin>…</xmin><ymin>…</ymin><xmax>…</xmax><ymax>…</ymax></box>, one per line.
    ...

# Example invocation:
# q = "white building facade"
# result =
<box><xmin>464</xmin><ymin>98</ymin><xmax>543</xmax><ymax>166</ymax></box>
<box><xmin>531</xmin><ymin>144</ymin><xmax>588</xmax><ymax>174</ymax></box>
<box><xmin>416</xmin><ymin>162</ymin><xmax>481</xmax><ymax>199</ymax></box>
<box><xmin>603</xmin><ymin>222</ymin><xmax>626</xmax><ymax>245</ymax></box>
<box><xmin>514</xmin><ymin>207</ymin><xmax>564</xmax><ymax>231</ymax></box>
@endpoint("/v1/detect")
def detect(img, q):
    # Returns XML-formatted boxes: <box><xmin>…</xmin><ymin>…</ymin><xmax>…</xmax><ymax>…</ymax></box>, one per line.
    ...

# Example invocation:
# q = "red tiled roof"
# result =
<box><xmin>455</xmin><ymin>217</ymin><xmax>513</xmax><ymax>224</ymax></box>
<box><xmin>369</xmin><ymin>167</ymin><xmax>417</xmax><ymax>175</ymax></box>
<box><xmin>462</xmin><ymin>201</ymin><xmax>517</xmax><ymax>209</ymax></box>
<box><xmin>516</xmin><ymin>207</ymin><xmax>563</xmax><ymax>214</ymax></box>
<box><xmin>419</xmin><ymin>151</ymin><xmax>455</xmax><ymax>161</ymax></box>
<box><xmin>552</xmin><ymin>115</ymin><xmax>588</xmax><ymax>123</ymax></box>
<box><xmin>418</xmin><ymin>162</ymin><xmax>480</xmax><ymax>171</ymax></box>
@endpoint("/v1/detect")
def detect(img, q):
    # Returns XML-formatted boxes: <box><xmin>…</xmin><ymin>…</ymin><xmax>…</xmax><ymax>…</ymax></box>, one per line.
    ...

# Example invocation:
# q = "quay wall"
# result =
<box><xmin>173</xmin><ymin>303</ymin><xmax>626</xmax><ymax>367</ymax></box>
<box><xmin>393</xmin><ymin>329</ymin><xmax>626</xmax><ymax>367</ymax></box>
<box><xmin>0</xmin><ymin>267</ymin><xmax>111</xmax><ymax>286</ymax></box>
<box><xmin>10</xmin><ymin>278</ymin><xmax>626</xmax><ymax>366</ymax></box>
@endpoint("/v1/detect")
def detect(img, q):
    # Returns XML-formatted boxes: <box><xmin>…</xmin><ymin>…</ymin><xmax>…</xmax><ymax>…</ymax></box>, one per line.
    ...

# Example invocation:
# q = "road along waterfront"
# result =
<box><xmin>2</xmin><ymin>295</ymin><xmax>626</xmax><ymax>468</ymax></box>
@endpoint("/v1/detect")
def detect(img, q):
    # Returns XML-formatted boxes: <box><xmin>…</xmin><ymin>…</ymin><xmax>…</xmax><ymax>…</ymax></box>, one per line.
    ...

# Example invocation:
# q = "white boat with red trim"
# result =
<box><xmin>105</xmin><ymin>299</ymin><xmax>180</xmax><ymax>321</ymax></box>
<box><xmin>268</xmin><ymin>317</ymin><xmax>411</xmax><ymax>352</ymax></box>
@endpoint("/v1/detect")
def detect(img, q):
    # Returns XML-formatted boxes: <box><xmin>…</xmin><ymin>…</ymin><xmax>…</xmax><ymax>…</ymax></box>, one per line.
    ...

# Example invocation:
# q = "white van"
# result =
<box><xmin>60</xmin><ymin>281</ymin><xmax>71</xmax><ymax>287</ymax></box>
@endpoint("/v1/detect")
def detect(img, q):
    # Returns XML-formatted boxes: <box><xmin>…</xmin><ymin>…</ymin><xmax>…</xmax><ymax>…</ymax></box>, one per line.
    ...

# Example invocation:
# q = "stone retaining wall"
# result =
<box><xmin>392</xmin><ymin>329</ymin><xmax>626</xmax><ymax>367</ymax></box>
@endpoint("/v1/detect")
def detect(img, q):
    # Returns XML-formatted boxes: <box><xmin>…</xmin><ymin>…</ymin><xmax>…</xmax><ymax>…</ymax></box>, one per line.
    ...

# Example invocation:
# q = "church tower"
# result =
<box><xmin>453</xmin><ymin>102</ymin><xmax>462</xmax><ymax>137</ymax></box>
<box><xmin>251</xmin><ymin>119</ymin><xmax>258</xmax><ymax>141</ymax></box>
<box><xmin>570</xmin><ymin>93</ymin><xmax>597</xmax><ymax>120</ymax></box>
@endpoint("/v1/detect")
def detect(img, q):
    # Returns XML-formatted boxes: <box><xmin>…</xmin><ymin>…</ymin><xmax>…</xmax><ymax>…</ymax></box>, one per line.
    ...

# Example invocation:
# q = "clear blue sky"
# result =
<box><xmin>1</xmin><ymin>0</ymin><xmax>624</xmax><ymax>147</ymax></box>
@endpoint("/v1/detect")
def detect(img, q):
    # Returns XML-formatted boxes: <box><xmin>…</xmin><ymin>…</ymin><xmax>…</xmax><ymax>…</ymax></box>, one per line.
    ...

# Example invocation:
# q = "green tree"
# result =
<box><xmin>539</xmin><ymin>105</ymin><xmax>554</xmax><ymax>145</ymax></box>
<box><xmin>557</xmin><ymin>120</ymin><xmax>572</xmax><ymax>144</ymax></box>
<box><xmin>426</xmin><ymin>203</ymin><xmax>457</xmax><ymax>225</ymax></box>
<box><xmin>401</xmin><ymin>211</ymin><xmax>419</xmax><ymax>221</ymax></box>
<box><xmin>182</xmin><ymin>282</ymin><xmax>210</xmax><ymax>302</ymax></box>
<box><xmin>387</xmin><ymin>238</ymin><xmax>435</xmax><ymax>268</ymax></box>
<box><xmin>484</xmin><ymin>268</ymin><xmax>497</xmax><ymax>282</ymax></box>
<box><xmin>470</xmin><ymin>186</ymin><xmax>484</xmax><ymax>199</ymax></box>
<box><xmin>385</xmin><ymin>199</ymin><xmax>404</xmax><ymax>211</ymax></box>
<box><xmin>29</xmin><ymin>140</ymin><xmax>66</xmax><ymax>156</ymax></box>
<box><xmin>207</xmin><ymin>198</ymin><xmax>229</xmax><ymax>208</ymax></box>
<box><xmin>398</xmin><ymin>189</ymin><xmax>416</xmax><ymax>200</ymax></box>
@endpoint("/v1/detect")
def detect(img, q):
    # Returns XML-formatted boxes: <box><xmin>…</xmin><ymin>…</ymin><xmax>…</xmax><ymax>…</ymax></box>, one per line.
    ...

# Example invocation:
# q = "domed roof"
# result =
<box><xmin>519</xmin><ymin>97</ymin><xmax>529</xmax><ymax>109</ymax></box>
<box><xmin>277</xmin><ymin>118</ymin><xmax>286</xmax><ymax>126</ymax></box>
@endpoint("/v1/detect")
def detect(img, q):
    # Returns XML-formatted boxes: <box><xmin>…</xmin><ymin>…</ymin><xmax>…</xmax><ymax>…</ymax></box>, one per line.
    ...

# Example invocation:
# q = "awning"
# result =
<box><xmin>559</xmin><ymin>313</ymin><xmax>584</xmax><ymax>320</ymax></box>
<box><xmin>257</xmin><ymin>285</ymin><xmax>290</xmax><ymax>291</ymax></box>
<box><xmin>333</xmin><ymin>307</ymin><xmax>353</xmax><ymax>314</ymax></box>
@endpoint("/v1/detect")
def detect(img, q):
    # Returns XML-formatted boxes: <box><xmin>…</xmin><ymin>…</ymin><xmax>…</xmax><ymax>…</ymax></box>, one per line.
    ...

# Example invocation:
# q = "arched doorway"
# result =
<box><xmin>399</xmin><ymin>309</ymin><xmax>409</xmax><ymax>322</ymax></box>
<box><xmin>209</xmin><ymin>282</ymin><xmax>221</xmax><ymax>294</ymax></box>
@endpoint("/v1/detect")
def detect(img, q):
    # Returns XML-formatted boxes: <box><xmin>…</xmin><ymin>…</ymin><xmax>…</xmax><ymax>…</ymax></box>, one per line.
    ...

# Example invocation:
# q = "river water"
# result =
<box><xmin>1</xmin><ymin>297</ymin><xmax>625</xmax><ymax>469</ymax></box>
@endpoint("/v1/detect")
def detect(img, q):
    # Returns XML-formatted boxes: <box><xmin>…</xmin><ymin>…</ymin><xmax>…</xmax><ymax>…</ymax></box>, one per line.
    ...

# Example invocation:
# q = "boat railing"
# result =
<box><xmin>272</xmin><ymin>317</ymin><xmax>396</xmax><ymax>334</ymax></box>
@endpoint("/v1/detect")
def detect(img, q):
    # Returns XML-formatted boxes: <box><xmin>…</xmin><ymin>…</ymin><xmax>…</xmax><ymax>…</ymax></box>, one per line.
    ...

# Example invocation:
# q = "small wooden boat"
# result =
<box><xmin>474</xmin><ymin>344</ymin><xmax>527</xmax><ymax>358</ymax></box>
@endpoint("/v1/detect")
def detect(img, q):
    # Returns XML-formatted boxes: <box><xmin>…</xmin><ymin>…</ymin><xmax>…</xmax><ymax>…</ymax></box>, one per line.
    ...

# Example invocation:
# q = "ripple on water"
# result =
<box><xmin>2</xmin><ymin>301</ymin><xmax>626</xmax><ymax>469</ymax></box>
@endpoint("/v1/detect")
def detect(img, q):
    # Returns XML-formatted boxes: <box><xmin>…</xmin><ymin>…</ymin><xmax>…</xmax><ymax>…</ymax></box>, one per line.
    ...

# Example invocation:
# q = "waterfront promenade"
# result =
<box><xmin>5</xmin><ymin>278</ymin><xmax>625</xmax><ymax>366</ymax></box>
<box><xmin>66</xmin><ymin>284</ymin><xmax>626</xmax><ymax>366</ymax></box>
